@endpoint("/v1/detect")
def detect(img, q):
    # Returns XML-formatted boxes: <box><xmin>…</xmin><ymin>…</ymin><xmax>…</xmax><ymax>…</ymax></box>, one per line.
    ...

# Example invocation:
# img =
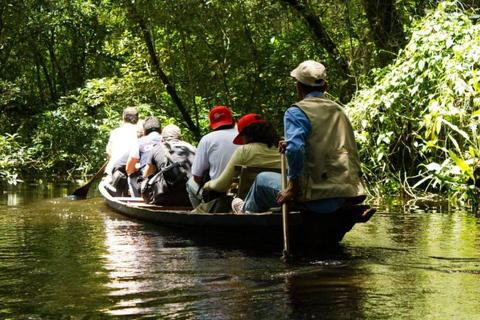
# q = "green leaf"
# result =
<box><xmin>448</xmin><ymin>149</ymin><xmax>470</xmax><ymax>174</ymax></box>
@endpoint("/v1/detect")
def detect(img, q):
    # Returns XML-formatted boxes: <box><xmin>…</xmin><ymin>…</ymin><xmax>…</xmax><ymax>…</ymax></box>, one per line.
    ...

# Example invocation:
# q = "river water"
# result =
<box><xmin>1</xmin><ymin>182</ymin><xmax>479</xmax><ymax>319</ymax></box>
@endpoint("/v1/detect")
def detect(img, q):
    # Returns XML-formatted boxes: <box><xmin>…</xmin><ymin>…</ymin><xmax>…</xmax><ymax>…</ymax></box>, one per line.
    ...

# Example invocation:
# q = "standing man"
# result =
<box><xmin>233</xmin><ymin>60</ymin><xmax>365</xmax><ymax>213</ymax></box>
<box><xmin>186</xmin><ymin>106</ymin><xmax>239</xmax><ymax>207</ymax></box>
<box><xmin>126</xmin><ymin>116</ymin><xmax>162</xmax><ymax>197</ymax></box>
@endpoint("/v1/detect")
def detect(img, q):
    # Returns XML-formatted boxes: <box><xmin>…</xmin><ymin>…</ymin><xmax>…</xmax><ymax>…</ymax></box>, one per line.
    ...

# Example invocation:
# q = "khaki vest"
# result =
<box><xmin>294</xmin><ymin>97</ymin><xmax>365</xmax><ymax>201</ymax></box>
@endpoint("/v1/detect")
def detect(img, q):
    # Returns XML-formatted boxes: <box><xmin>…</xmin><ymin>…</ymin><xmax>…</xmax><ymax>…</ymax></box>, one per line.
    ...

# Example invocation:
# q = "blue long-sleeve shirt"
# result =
<box><xmin>284</xmin><ymin>91</ymin><xmax>324</xmax><ymax>179</ymax></box>
<box><xmin>284</xmin><ymin>91</ymin><xmax>344</xmax><ymax>213</ymax></box>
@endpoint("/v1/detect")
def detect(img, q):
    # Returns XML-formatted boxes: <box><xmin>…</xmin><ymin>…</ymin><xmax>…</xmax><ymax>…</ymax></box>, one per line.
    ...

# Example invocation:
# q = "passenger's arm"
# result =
<box><xmin>143</xmin><ymin>163</ymin><xmax>157</xmax><ymax>177</ymax></box>
<box><xmin>193</xmin><ymin>175</ymin><xmax>203</xmax><ymax>185</ymax></box>
<box><xmin>126</xmin><ymin>157</ymin><xmax>139</xmax><ymax>175</ymax></box>
<box><xmin>106</xmin><ymin>137</ymin><xmax>113</xmax><ymax>158</ymax></box>
<box><xmin>206</xmin><ymin>148</ymin><xmax>242</xmax><ymax>192</ymax></box>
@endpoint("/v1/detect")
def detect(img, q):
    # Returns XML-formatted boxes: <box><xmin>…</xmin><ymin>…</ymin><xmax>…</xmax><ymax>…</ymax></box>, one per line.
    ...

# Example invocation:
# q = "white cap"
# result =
<box><xmin>162</xmin><ymin>124</ymin><xmax>182</xmax><ymax>141</ymax></box>
<box><xmin>290</xmin><ymin>60</ymin><xmax>327</xmax><ymax>87</ymax></box>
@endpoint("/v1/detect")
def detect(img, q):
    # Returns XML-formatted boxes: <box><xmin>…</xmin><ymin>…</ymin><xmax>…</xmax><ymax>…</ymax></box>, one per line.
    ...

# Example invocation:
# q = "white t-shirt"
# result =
<box><xmin>105</xmin><ymin>123</ymin><xmax>138</xmax><ymax>175</ymax></box>
<box><xmin>191</xmin><ymin>128</ymin><xmax>239</xmax><ymax>180</ymax></box>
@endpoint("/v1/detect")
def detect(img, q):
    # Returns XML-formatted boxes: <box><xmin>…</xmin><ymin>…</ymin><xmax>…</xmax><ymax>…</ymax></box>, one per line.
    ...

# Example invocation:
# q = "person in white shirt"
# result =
<box><xmin>105</xmin><ymin>107</ymin><xmax>139</xmax><ymax>175</ymax></box>
<box><xmin>186</xmin><ymin>106</ymin><xmax>239</xmax><ymax>207</ymax></box>
<box><xmin>104</xmin><ymin>107</ymin><xmax>139</xmax><ymax>196</ymax></box>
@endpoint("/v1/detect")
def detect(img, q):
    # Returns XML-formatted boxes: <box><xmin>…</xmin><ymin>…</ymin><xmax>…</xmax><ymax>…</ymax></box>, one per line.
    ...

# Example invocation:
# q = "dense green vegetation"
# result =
<box><xmin>349</xmin><ymin>1</ymin><xmax>480</xmax><ymax>202</ymax></box>
<box><xmin>1</xmin><ymin>0</ymin><xmax>479</xmax><ymax>202</ymax></box>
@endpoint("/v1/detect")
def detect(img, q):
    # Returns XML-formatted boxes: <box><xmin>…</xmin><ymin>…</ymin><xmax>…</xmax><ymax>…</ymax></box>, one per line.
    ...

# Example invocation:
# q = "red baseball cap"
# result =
<box><xmin>233</xmin><ymin>113</ymin><xmax>266</xmax><ymax>145</ymax></box>
<box><xmin>209</xmin><ymin>106</ymin><xmax>234</xmax><ymax>130</ymax></box>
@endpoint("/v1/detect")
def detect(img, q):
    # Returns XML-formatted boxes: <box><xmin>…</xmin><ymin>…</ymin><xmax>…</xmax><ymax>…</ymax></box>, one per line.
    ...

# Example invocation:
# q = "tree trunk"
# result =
<box><xmin>360</xmin><ymin>0</ymin><xmax>406</xmax><ymax>66</ymax></box>
<box><xmin>124</xmin><ymin>1</ymin><xmax>200</xmax><ymax>139</ymax></box>
<box><xmin>280</xmin><ymin>0</ymin><xmax>356</xmax><ymax>101</ymax></box>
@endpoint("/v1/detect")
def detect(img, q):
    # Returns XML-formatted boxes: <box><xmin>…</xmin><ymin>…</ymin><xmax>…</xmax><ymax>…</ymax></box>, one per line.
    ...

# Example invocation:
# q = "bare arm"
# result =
<box><xmin>126</xmin><ymin>157</ymin><xmax>139</xmax><ymax>175</ymax></box>
<box><xmin>143</xmin><ymin>163</ymin><xmax>158</xmax><ymax>177</ymax></box>
<box><xmin>193</xmin><ymin>175</ymin><xmax>203</xmax><ymax>184</ymax></box>
<box><xmin>276</xmin><ymin>177</ymin><xmax>301</xmax><ymax>205</ymax></box>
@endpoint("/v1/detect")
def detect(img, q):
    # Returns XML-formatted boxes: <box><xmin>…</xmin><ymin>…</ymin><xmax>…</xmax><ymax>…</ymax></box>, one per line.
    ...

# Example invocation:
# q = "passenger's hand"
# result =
<box><xmin>228</xmin><ymin>182</ymin><xmax>238</xmax><ymax>194</ymax></box>
<box><xmin>278</xmin><ymin>140</ymin><xmax>286</xmax><ymax>153</ymax></box>
<box><xmin>277</xmin><ymin>178</ymin><xmax>300</xmax><ymax>205</ymax></box>
<box><xmin>277</xmin><ymin>188</ymin><xmax>296</xmax><ymax>205</ymax></box>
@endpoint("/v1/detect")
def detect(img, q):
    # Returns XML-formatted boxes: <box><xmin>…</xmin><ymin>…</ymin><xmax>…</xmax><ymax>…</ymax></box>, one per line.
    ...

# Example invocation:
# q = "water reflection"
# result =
<box><xmin>1</xmin><ymin>183</ymin><xmax>480</xmax><ymax>319</ymax></box>
<box><xmin>100</xmin><ymin>213</ymin><xmax>284</xmax><ymax>318</ymax></box>
<box><xmin>342</xmin><ymin>199</ymin><xmax>480</xmax><ymax>319</ymax></box>
<box><xmin>0</xmin><ymin>195</ymin><xmax>113</xmax><ymax>319</ymax></box>
<box><xmin>1</xmin><ymin>181</ymin><xmax>101</xmax><ymax>206</ymax></box>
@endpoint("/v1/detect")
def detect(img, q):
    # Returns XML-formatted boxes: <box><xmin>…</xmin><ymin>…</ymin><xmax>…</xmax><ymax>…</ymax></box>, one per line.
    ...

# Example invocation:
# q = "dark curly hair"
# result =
<box><xmin>240</xmin><ymin>121</ymin><xmax>280</xmax><ymax>148</ymax></box>
<box><xmin>143</xmin><ymin>116</ymin><xmax>161</xmax><ymax>135</ymax></box>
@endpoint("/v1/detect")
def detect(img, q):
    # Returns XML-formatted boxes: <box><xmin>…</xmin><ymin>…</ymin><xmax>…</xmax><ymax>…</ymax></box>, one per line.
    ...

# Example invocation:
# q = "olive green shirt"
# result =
<box><xmin>207</xmin><ymin>142</ymin><xmax>281</xmax><ymax>192</ymax></box>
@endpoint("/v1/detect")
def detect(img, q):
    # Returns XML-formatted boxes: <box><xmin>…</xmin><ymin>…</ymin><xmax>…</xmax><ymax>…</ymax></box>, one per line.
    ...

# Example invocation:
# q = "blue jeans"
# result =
<box><xmin>128</xmin><ymin>175</ymin><xmax>141</xmax><ymax>197</ymax></box>
<box><xmin>243</xmin><ymin>172</ymin><xmax>282</xmax><ymax>213</ymax></box>
<box><xmin>242</xmin><ymin>172</ymin><xmax>345</xmax><ymax>213</ymax></box>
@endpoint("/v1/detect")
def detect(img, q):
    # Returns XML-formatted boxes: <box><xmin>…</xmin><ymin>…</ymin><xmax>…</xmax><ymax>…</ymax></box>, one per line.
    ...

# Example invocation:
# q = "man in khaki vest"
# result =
<box><xmin>232</xmin><ymin>60</ymin><xmax>365</xmax><ymax>213</ymax></box>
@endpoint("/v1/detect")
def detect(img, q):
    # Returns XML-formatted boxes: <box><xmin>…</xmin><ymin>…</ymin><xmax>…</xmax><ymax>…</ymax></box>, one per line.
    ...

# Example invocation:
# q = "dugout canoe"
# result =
<box><xmin>99</xmin><ymin>180</ymin><xmax>376</xmax><ymax>247</ymax></box>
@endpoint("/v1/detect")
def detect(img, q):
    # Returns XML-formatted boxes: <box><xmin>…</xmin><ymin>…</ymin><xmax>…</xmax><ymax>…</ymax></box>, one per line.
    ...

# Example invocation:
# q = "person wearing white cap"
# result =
<box><xmin>142</xmin><ymin>124</ymin><xmax>197</xmax><ymax>206</ymax></box>
<box><xmin>233</xmin><ymin>60</ymin><xmax>366</xmax><ymax>214</ymax></box>
<box><xmin>144</xmin><ymin>124</ymin><xmax>197</xmax><ymax>179</ymax></box>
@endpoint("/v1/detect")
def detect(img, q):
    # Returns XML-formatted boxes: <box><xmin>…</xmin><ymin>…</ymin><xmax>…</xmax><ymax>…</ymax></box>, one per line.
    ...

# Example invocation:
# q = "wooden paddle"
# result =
<box><xmin>71</xmin><ymin>160</ymin><xmax>108</xmax><ymax>198</ymax></box>
<box><xmin>281</xmin><ymin>152</ymin><xmax>291</xmax><ymax>257</ymax></box>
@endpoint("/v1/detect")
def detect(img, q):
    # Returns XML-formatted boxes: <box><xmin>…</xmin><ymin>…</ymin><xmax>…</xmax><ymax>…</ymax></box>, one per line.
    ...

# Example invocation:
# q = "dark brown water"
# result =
<box><xmin>1</xmin><ymin>182</ymin><xmax>480</xmax><ymax>319</ymax></box>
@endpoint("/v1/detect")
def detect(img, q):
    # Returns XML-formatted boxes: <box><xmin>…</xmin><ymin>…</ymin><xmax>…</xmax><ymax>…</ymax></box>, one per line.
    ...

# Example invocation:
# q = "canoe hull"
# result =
<box><xmin>99</xmin><ymin>181</ymin><xmax>375</xmax><ymax>247</ymax></box>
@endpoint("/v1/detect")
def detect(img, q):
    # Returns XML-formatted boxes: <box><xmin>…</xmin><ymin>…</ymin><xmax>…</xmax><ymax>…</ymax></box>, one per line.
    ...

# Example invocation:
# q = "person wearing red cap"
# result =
<box><xmin>202</xmin><ymin>113</ymin><xmax>281</xmax><ymax>195</ymax></box>
<box><xmin>234</xmin><ymin>60</ymin><xmax>366</xmax><ymax>214</ymax></box>
<box><xmin>187</xmin><ymin>106</ymin><xmax>240</xmax><ymax>207</ymax></box>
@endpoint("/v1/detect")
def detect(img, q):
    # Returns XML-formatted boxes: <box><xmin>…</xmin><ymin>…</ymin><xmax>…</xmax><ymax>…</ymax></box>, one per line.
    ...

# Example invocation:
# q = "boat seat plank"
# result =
<box><xmin>231</xmin><ymin>165</ymin><xmax>281</xmax><ymax>199</ymax></box>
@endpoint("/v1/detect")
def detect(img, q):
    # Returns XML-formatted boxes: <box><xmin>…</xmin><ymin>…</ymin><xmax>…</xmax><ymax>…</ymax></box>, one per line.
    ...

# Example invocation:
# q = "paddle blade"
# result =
<box><xmin>71</xmin><ymin>161</ymin><xmax>108</xmax><ymax>199</ymax></box>
<box><xmin>71</xmin><ymin>184</ymin><xmax>90</xmax><ymax>198</ymax></box>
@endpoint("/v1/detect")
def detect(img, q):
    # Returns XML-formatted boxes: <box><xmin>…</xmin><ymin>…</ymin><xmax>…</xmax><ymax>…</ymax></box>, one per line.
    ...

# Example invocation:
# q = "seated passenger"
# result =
<box><xmin>107</xmin><ymin>120</ymin><xmax>145</xmax><ymax>196</ymax></box>
<box><xmin>186</xmin><ymin>106</ymin><xmax>239</xmax><ymax>207</ymax></box>
<box><xmin>203</xmin><ymin>113</ymin><xmax>281</xmax><ymax>197</ymax></box>
<box><xmin>126</xmin><ymin>116</ymin><xmax>162</xmax><ymax>197</ymax></box>
<box><xmin>104</xmin><ymin>107</ymin><xmax>140</xmax><ymax>196</ymax></box>
<box><xmin>143</xmin><ymin>124</ymin><xmax>197</xmax><ymax>206</ymax></box>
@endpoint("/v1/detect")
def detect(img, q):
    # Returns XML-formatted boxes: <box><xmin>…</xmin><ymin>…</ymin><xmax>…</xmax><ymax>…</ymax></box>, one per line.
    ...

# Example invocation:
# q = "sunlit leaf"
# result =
<box><xmin>448</xmin><ymin>149</ymin><xmax>471</xmax><ymax>174</ymax></box>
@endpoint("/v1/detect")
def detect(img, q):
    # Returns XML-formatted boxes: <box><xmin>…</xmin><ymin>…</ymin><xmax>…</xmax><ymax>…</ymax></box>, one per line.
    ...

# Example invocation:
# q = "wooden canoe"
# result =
<box><xmin>99</xmin><ymin>180</ymin><xmax>376</xmax><ymax>248</ymax></box>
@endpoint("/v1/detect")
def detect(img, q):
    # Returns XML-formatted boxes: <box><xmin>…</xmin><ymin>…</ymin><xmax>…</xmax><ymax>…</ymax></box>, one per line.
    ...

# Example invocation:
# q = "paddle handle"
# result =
<box><xmin>281</xmin><ymin>152</ymin><xmax>290</xmax><ymax>256</ymax></box>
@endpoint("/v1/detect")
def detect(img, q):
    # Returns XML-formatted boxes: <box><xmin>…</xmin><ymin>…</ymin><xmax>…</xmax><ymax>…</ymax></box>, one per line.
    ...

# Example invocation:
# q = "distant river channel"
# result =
<box><xmin>1</xmin><ymin>181</ymin><xmax>480</xmax><ymax>319</ymax></box>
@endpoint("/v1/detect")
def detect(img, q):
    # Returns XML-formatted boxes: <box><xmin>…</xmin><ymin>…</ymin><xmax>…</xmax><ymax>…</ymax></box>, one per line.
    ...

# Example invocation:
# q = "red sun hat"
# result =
<box><xmin>209</xmin><ymin>106</ymin><xmax>234</xmax><ymax>130</ymax></box>
<box><xmin>233</xmin><ymin>113</ymin><xmax>266</xmax><ymax>145</ymax></box>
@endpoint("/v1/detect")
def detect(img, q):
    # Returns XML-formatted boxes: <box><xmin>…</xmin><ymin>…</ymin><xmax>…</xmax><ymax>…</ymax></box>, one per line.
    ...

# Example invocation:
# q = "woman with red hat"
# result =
<box><xmin>203</xmin><ymin>113</ymin><xmax>281</xmax><ymax>200</ymax></box>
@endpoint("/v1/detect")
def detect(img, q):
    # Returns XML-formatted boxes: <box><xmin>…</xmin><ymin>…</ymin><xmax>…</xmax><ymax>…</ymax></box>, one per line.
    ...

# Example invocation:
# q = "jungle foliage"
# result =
<box><xmin>348</xmin><ymin>1</ymin><xmax>480</xmax><ymax>201</ymax></box>
<box><xmin>1</xmin><ymin>0</ymin><xmax>479</xmax><ymax>200</ymax></box>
